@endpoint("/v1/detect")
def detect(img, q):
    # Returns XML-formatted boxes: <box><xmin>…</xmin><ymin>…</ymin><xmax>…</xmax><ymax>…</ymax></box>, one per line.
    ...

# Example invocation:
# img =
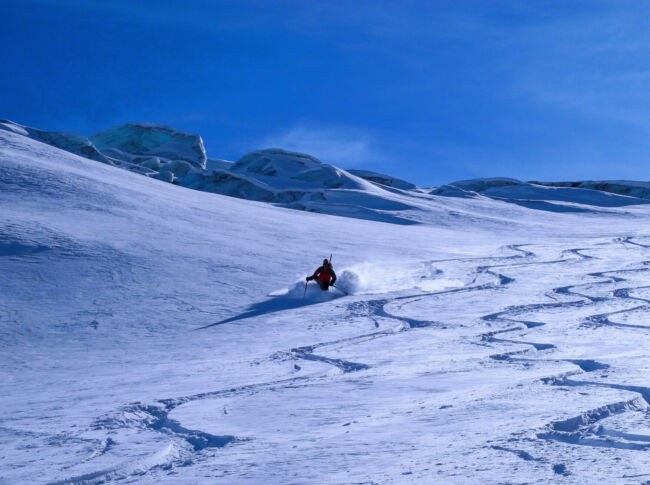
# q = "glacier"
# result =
<box><xmin>3</xmin><ymin>122</ymin><xmax>650</xmax><ymax>483</ymax></box>
<box><xmin>5</xmin><ymin>119</ymin><xmax>650</xmax><ymax>223</ymax></box>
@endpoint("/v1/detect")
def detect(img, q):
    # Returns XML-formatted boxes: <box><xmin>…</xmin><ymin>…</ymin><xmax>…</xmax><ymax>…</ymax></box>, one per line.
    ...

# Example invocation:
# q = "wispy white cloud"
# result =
<box><xmin>259</xmin><ymin>124</ymin><xmax>383</xmax><ymax>168</ymax></box>
<box><xmin>509</xmin><ymin>6</ymin><xmax>650</xmax><ymax>131</ymax></box>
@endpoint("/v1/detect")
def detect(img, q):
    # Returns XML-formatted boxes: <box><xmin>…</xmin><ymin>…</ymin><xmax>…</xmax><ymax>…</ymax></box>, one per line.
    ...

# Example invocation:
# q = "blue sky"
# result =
<box><xmin>2</xmin><ymin>0</ymin><xmax>650</xmax><ymax>185</ymax></box>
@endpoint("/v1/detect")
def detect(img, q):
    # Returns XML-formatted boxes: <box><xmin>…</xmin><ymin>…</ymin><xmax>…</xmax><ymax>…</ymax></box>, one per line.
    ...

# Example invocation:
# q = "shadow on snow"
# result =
<box><xmin>198</xmin><ymin>281</ymin><xmax>346</xmax><ymax>329</ymax></box>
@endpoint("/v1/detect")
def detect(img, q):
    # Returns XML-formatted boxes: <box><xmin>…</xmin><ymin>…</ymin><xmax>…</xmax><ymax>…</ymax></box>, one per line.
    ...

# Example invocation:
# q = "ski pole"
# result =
<box><xmin>303</xmin><ymin>280</ymin><xmax>308</xmax><ymax>298</ymax></box>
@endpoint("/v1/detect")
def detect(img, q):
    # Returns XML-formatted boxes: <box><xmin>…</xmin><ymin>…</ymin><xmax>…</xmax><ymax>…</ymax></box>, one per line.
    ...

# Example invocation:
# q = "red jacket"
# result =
<box><xmin>311</xmin><ymin>265</ymin><xmax>336</xmax><ymax>284</ymax></box>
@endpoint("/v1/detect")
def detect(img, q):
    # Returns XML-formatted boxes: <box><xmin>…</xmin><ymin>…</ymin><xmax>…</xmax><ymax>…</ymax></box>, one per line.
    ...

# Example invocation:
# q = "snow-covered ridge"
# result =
<box><xmin>435</xmin><ymin>177</ymin><xmax>650</xmax><ymax>211</ymax></box>
<box><xmin>444</xmin><ymin>177</ymin><xmax>522</xmax><ymax>193</ymax></box>
<box><xmin>447</xmin><ymin>177</ymin><xmax>650</xmax><ymax>202</ymax></box>
<box><xmin>0</xmin><ymin>120</ymin><xmax>424</xmax><ymax>224</ymax></box>
<box><xmin>3</xmin><ymin>119</ymin><xmax>650</xmax><ymax>223</ymax></box>
<box><xmin>533</xmin><ymin>180</ymin><xmax>650</xmax><ymax>200</ymax></box>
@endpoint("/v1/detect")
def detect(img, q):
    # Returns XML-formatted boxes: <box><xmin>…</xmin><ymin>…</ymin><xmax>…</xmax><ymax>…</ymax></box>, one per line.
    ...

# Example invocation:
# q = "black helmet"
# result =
<box><xmin>323</xmin><ymin>258</ymin><xmax>329</xmax><ymax>265</ymax></box>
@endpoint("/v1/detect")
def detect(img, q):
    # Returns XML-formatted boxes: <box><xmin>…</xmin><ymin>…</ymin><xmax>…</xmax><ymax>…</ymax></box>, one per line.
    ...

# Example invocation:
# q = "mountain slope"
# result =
<box><xmin>4</xmin><ymin>127</ymin><xmax>650</xmax><ymax>483</ymax></box>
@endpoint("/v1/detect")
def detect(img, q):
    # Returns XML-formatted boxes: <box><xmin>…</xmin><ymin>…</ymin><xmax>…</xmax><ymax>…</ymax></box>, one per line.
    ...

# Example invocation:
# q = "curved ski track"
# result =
<box><xmin>51</xmin><ymin>240</ymin><xmax>650</xmax><ymax>483</ymax></box>
<box><xmin>479</xmin><ymin>238</ymin><xmax>650</xmax><ymax>478</ymax></box>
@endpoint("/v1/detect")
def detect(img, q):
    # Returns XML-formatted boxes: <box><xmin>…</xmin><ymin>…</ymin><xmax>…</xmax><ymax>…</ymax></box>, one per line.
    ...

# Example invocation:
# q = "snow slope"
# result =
<box><xmin>4</xmin><ymin>128</ymin><xmax>650</xmax><ymax>483</ymax></box>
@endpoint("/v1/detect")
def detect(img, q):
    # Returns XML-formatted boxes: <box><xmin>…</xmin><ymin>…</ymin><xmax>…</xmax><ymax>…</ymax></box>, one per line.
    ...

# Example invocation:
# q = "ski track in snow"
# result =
<box><xmin>34</xmin><ymin>238</ymin><xmax>650</xmax><ymax>483</ymax></box>
<box><xmin>475</xmin><ymin>237</ymin><xmax>650</xmax><ymax>478</ymax></box>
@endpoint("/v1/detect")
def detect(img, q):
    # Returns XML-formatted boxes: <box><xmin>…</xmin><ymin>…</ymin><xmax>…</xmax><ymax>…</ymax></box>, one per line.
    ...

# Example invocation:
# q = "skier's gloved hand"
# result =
<box><xmin>306</xmin><ymin>277</ymin><xmax>311</xmax><ymax>281</ymax></box>
<box><xmin>330</xmin><ymin>281</ymin><xmax>335</xmax><ymax>287</ymax></box>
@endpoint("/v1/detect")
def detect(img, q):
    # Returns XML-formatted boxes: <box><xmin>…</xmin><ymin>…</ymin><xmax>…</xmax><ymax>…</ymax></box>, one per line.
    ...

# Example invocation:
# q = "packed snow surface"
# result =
<box><xmin>4</xmin><ymin>127</ymin><xmax>650</xmax><ymax>483</ymax></box>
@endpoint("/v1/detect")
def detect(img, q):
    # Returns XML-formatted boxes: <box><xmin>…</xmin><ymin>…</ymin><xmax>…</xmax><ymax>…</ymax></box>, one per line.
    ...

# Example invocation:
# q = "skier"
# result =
<box><xmin>306</xmin><ymin>258</ymin><xmax>337</xmax><ymax>291</ymax></box>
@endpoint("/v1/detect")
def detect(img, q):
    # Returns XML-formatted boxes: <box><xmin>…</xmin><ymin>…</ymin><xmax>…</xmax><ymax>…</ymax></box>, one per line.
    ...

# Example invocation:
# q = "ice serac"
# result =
<box><xmin>90</xmin><ymin>123</ymin><xmax>207</xmax><ymax>169</ymax></box>
<box><xmin>0</xmin><ymin>120</ymin><xmax>111</xmax><ymax>164</ymax></box>
<box><xmin>347</xmin><ymin>169</ymin><xmax>417</xmax><ymax>190</ymax></box>
<box><xmin>205</xmin><ymin>158</ymin><xmax>233</xmax><ymax>171</ymax></box>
